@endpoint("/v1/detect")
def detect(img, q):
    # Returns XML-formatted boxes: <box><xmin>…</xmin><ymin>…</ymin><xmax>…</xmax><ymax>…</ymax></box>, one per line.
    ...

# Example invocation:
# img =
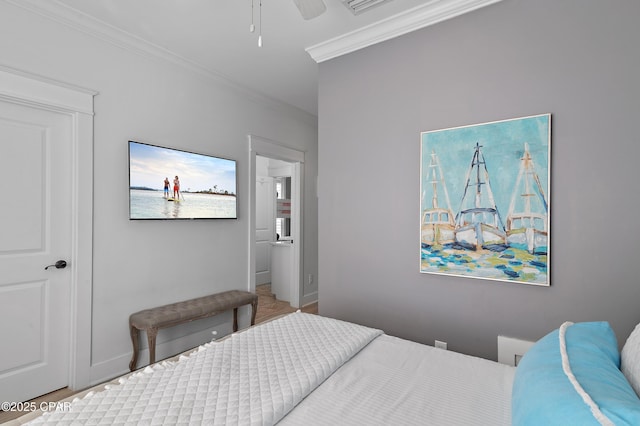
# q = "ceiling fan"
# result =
<box><xmin>292</xmin><ymin>0</ymin><xmax>327</xmax><ymax>20</ymax></box>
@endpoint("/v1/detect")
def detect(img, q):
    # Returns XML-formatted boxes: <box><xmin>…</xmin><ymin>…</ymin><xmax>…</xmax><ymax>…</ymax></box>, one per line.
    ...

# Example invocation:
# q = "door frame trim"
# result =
<box><xmin>0</xmin><ymin>65</ymin><xmax>96</xmax><ymax>391</ymax></box>
<box><xmin>248</xmin><ymin>134</ymin><xmax>304</xmax><ymax>308</ymax></box>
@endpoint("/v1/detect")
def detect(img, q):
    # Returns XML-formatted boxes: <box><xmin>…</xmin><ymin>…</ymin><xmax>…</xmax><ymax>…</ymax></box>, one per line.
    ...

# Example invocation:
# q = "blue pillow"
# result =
<box><xmin>512</xmin><ymin>321</ymin><xmax>640</xmax><ymax>425</ymax></box>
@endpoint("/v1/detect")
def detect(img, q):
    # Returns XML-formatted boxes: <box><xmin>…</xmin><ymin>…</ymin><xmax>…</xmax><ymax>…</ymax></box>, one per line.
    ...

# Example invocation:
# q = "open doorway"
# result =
<box><xmin>254</xmin><ymin>156</ymin><xmax>293</xmax><ymax>302</ymax></box>
<box><xmin>248</xmin><ymin>135</ymin><xmax>304</xmax><ymax>308</ymax></box>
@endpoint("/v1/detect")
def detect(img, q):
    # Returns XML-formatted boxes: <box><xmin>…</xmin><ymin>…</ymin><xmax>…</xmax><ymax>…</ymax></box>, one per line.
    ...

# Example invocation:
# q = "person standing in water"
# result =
<box><xmin>173</xmin><ymin>175</ymin><xmax>180</xmax><ymax>200</ymax></box>
<box><xmin>163</xmin><ymin>177</ymin><xmax>170</xmax><ymax>198</ymax></box>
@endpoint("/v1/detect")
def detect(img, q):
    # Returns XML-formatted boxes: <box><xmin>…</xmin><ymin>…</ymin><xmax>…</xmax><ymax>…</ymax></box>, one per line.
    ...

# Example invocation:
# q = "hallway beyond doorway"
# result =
<box><xmin>255</xmin><ymin>284</ymin><xmax>318</xmax><ymax>324</ymax></box>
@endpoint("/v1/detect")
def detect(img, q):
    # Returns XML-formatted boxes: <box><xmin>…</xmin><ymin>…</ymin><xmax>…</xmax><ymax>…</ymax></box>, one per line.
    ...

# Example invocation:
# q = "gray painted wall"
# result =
<box><xmin>318</xmin><ymin>0</ymin><xmax>640</xmax><ymax>360</ymax></box>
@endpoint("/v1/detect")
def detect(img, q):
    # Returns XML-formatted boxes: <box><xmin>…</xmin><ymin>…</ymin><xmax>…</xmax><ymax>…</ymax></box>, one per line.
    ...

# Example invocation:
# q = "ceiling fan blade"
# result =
<box><xmin>292</xmin><ymin>0</ymin><xmax>327</xmax><ymax>20</ymax></box>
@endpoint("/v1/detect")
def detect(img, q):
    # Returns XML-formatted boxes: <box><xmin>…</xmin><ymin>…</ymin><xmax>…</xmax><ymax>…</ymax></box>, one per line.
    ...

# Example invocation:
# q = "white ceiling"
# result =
<box><xmin>40</xmin><ymin>0</ymin><xmax>497</xmax><ymax>116</ymax></box>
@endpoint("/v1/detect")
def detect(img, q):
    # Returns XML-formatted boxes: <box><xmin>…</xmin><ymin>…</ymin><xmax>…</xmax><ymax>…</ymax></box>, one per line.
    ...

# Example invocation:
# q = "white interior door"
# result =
<box><xmin>0</xmin><ymin>99</ymin><xmax>73</xmax><ymax>403</ymax></box>
<box><xmin>255</xmin><ymin>176</ymin><xmax>274</xmax><ymax>285</ymax></box>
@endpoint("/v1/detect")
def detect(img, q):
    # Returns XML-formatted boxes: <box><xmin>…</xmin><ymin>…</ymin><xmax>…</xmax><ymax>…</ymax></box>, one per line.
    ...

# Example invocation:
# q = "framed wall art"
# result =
<box><xmin>419</xmin><ymin>114</ymin><xmax>551</xmax><ymax>286</ymax></box>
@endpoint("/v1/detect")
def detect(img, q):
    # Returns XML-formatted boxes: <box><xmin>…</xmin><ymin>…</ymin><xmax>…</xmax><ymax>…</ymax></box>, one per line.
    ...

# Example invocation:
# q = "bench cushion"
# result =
<box><xmin>130</xmin><ymin>290</ymin><xmax>258</xmax><ymax>330</ymax></box>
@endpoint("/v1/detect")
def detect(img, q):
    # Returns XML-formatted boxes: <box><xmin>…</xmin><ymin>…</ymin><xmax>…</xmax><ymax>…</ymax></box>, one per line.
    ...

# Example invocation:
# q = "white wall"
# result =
<box><xmin>318</xmin><ymin>0</ymin><xmax>640</xmax><ymax>360</ymax></box>
<box><xmin>0</xmin><ymin>1</ymin><xmax>317</xmax><ymax>384</ymax></box>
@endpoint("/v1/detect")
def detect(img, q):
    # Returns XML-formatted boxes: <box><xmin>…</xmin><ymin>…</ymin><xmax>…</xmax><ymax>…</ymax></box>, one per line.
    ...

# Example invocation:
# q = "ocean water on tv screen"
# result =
<box><xmin>130</xmin><ymin>189</ymin><xmax>236</xmax><ymax>219</ymax></box>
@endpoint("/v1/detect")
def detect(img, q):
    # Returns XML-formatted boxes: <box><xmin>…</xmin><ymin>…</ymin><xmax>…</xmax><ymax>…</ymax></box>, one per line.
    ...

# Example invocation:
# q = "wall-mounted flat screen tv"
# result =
<box><xmin>129</xmin><ymin>140</ymin><xmax>237</xmax><ymax>220</ymax></box>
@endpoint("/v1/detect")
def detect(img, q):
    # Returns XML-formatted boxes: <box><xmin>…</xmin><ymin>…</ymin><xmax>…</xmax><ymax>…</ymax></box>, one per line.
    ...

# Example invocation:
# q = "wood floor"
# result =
<box><xmin>255</xmin><ymin>283</ymin><xmax>318</xmax><ymax>323</ymax></box>
<box><xmin>0</xmin><ymin>285</ymin><xmax>317</xmax><ymax>423</ymax></box>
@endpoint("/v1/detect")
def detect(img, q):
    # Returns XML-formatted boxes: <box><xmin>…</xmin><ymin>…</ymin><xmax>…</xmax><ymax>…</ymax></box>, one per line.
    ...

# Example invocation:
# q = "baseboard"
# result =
<box><xmin>301</xmin><ymin>291</ymin><xmax>318</xmax><ymax>307</ymax></box>
<box><xmin>88</xmin><ymin>312</ymin><xmax>252</xmax><ymax>387</ymax></box>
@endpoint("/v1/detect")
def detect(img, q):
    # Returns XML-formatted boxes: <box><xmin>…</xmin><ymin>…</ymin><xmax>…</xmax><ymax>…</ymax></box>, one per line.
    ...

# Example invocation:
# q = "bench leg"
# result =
<box><xmin>233</xmin><ymin>300</ymin><xmax>258</xmax><ymax>331</ymax></box>
<box><xmin>233</xmin><ymin>307</ymin><xmax>239</xmax><ymax>332</ymax></box>
<box><xmin>250</xmin><ymin>299</ymin><xmax>258</xmax><ymax>326</ymax></box>
<box><xmin>129</xmin><ymin>325</ymin><xmax>140</xmax><ymax>372</ymax></box>
<box><xmin>147</xmin><ymin>328</ymin><xmax>158</xmax><ymax>365</ymax></box>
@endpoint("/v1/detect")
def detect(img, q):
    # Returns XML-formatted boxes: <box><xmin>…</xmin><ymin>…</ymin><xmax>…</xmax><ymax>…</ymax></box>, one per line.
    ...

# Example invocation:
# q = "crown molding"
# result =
<box><xmin>306</xmin><ymin>0</ymin><xmax>503</xmax><ymax>63</ymax></box>
<box><xmin>3</xmin><ymin>0</ymin><xmax>318</xmax><ymax>123</ymax></box>
<box><xmin>4</xmin><ymin>0</ymin><xmax>222</xmax><ymax>79</ymax></box>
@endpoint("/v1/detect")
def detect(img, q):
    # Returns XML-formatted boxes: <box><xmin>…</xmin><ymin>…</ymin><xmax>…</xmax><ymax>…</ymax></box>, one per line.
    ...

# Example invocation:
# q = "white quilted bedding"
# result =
<box><xmin>280</xmin><ymin>334</ymin><xmax>516</xmax><ymax>425</ymax></box>
<box><xmin>27</xmin><ymin>313</ymin><xmax>382</xmax><ymax>425</ymax></box>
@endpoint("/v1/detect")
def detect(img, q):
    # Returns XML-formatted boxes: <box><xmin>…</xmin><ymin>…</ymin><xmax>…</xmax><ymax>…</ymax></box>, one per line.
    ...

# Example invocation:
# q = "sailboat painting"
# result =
<box><xmin>420</xmin><ymin>114</ymin><xmax>550</xmax><ymax>286</ymax></box>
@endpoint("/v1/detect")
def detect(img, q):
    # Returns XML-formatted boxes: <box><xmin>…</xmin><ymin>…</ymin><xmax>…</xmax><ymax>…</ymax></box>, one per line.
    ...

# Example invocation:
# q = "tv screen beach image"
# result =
<box><xmin>129</xmin><ymin>141</ymin><xmax>237</xmax><ymax>220</ymax></box>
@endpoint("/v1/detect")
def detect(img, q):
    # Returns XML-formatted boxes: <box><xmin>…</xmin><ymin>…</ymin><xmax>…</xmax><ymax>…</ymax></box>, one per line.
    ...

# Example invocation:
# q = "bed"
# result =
<box><xmin>10</xmin><ymin>312</ymin><xmax>640</xmax><ymax>425</ymax></box>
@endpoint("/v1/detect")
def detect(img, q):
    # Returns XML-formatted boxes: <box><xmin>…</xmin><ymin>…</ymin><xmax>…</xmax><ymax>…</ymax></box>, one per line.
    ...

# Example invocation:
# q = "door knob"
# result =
<box><xmin>45</xmin><ymin>260</ymin><xmax>67</xmax><ymax>270</ymax></box>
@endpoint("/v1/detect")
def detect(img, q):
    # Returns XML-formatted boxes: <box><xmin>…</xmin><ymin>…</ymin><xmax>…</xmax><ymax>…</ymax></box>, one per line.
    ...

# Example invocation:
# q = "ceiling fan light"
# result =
<box><xmin>293</xmin><ymin>0</ymin><xmax>327</xmax><ymax>20</ymax></box>
<box><xmin>250</xmin><ymin>0</ymin><xmax>255</xmax><ymax>32</ymax></box>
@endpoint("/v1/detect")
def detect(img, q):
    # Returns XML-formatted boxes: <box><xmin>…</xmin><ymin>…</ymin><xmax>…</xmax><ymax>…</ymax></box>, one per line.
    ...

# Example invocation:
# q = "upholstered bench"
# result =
<box><xmin>129</xmin><ymin>290</ymin><xmax>258</xmax><ymax>371</ymax></box>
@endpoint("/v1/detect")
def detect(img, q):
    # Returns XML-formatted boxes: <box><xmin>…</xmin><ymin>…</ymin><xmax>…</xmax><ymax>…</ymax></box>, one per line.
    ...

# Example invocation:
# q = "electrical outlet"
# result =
<box><xmin>435</xmin><ymin>340</ymin><xmax>447</xmax><ymax>350</ymax></box>
<box><xmin>308</xmin><ymin>274</ymin><xmax>313</xmax><ymax>285</ymax></box>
